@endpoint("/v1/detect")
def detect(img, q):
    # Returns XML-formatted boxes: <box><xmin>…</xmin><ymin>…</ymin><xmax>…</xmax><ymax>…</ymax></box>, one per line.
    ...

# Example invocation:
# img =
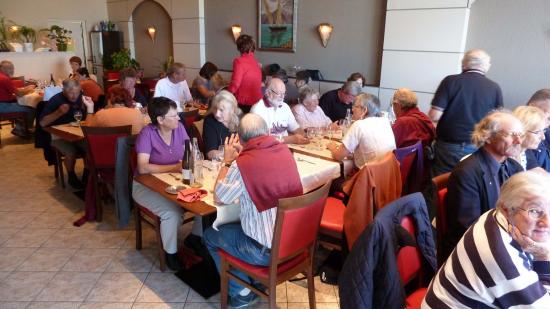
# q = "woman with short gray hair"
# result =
<box><xmin>291</xmin><ymin>86</ymin><xmax>332</xmax><ymax>129</ymax></box>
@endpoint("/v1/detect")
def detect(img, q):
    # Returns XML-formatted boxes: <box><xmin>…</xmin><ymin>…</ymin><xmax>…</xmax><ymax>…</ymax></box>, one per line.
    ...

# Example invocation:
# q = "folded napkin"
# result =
<box><xmin>177</xmin><ymin>188</ymin><xmax>208</xmax><ymax>202</ymax></box>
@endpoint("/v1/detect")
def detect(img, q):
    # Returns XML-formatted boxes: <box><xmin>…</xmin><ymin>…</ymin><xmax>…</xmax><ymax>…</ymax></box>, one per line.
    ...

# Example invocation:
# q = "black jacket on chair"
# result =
<box><xmin>339</xmin><ymin>193</ymin><xmax>436</xmax><ymax>309</ymax></box>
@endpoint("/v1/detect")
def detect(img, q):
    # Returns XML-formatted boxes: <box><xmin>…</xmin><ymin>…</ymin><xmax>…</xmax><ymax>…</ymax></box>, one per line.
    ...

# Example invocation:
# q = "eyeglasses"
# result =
<box><xmin>268</xmin><ymin>88</ymin><xmax>285</xmax><ymax>98</ymax></box>
<box><xmin>498</xmin><ymin>131</ymin><xmax>525</xmax><ymax>139</ymax></box>
<box><xmin>515</xmin><ymin>207</ymin><xmax>548</xmax><ymax>220</ymax></box>
<box><xmin>527</xmin><ymin>128</ymin><xmax>547</xmax><ymax>135</ymax></box>
<box><xmin>163</xmin><ymin>114</ymin><xmax>179</xmax><ymax>119</ymax></box>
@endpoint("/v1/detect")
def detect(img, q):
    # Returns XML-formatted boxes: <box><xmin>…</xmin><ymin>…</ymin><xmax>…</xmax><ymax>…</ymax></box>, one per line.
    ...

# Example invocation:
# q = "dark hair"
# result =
<box><xmin>528</xmin><ymin>89</ymin><xmax>550</xmax><ymax>105</ymax></box>
<box><xmin>119</xmin><ymin>67</ymin><xmax>138</xmax><ymax>81</ymax></box>
<box><xmin>76</xmin><ymin>67</ymin><xmax>90</xmax><ymax>78</ymax></box>
<box><xmin>347</xmin><ymin>72</ymin><xmax>366</xmax><ymax>87</ymax></box>
<box><xmin>199</xmin><ymin>62</ymin><xmax>218</xmax><ymax>80</ymax></box>
<box><xmin>148</xmin><ymin>97</ymin><xmax>178</xmax><ymax>125</ymax></box>
<box><xmin>236</xmin><ymin>34</ymin><xmax>255</xmax><ymax>54</ymax></box>
<box><xmin>295</xmin><ymin>70</ymin><xmax>310</xmax><ymax>82</ymax></box>
<box><xmin>69</xmin><ymin>56</ymin><xmax>82</xmax><ymax>66</ymax></box>
<box><xmin>108</xmin><ymin>85</ymin><xmax>133</xmax><ymax>108</ymax></box>
<box><xmin>273</xmin><ymin>69</ymin><xmax>288</xmax><ymax>84</ymax></box>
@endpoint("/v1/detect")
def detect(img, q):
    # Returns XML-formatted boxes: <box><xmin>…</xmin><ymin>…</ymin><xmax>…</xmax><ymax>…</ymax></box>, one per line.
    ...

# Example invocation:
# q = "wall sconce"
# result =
<box><xmin>231</xmin><ymin>24</ymin><xmax>242</xmax><ymax>42</ymax></box>
<box><xmin>9</xmin><ymin>25</ymin><xmax>20</xmax><ymax>33</ymax></box>
<box><xmin>147</xmin><ymin>26</ymin><xmax>156</xmax><ymax>43</ymax></box>
<box><xmin>317</xmin><ymin>23</ymin><xmax>333</xmax><ymax>48</ymax></box>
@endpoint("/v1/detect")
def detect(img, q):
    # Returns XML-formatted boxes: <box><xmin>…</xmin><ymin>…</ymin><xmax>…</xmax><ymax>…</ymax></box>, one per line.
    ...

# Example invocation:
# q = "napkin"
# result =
<box><xmin>177</xmin><ymin>188</ymin><xmax>208</xmax><ymax>202</ymax></box>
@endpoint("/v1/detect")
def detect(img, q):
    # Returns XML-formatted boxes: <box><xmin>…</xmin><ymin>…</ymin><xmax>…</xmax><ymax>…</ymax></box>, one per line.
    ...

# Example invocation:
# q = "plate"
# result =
<box><xmin>165</xmin><ymin>185</ymin><xmax>186</xmax><ymax>195</ymax></box>
<box><xmin>69</xmin><ymin>121</ymin><xmax>80</xmax><ymax>127</ymax></box>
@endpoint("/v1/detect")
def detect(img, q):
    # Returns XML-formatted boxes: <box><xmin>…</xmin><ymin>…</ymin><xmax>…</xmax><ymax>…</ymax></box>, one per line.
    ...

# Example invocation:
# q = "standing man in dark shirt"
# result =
<box><xmin>40</xmin><ymin>79</ymin><xmax>91</xmax><ymax>189</ymax></box>
<box><xmin>525</xmin><ymin>89</ymin><xmax>550</xmax><ymax>172</ymax></box>
<box><xmin>429</xmin><ymin>49</ymin><xmax>503</xmax><ymax>176</ymax></box>
<box><xmin>319</xmin><ymin>81</ymin><xmax>362</xmax><ymax>122</ymax></box>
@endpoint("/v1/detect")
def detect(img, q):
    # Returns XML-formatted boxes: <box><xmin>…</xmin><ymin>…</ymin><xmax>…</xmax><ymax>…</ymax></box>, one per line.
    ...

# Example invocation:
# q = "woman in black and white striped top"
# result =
<box><xmin>423</xmin><ymin>169</ymin><xmax>550</xmax><ymax>308</ymax></box>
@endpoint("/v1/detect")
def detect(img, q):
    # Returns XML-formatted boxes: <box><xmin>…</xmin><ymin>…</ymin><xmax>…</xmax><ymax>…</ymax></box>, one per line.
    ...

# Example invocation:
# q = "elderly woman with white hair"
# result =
<box><xmin>424</xmin><ymin>169</ymin><xmax>550</xmax><ymax>308</ymax></box>
<box><xmin>291</xmin><ymin>86</ymin><xmax>332</xmax><ymax>129</ymax></box>
<box><xmin>512</xmin><ymin>105</ymin><xmax>547</xmax><ymax>170</ymax></box>
<box><xmin>203</xmin><ymin>90</ymin><xmax>242</xmax><ymax>160</ymax></box>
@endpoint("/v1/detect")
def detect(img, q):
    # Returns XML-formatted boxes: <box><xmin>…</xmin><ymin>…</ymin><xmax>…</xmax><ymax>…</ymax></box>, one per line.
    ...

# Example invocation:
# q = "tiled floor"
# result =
<box><xmin>0</xmin><ymin>130</ymin><xmax>340</xmax><ymax>308</ymax></box>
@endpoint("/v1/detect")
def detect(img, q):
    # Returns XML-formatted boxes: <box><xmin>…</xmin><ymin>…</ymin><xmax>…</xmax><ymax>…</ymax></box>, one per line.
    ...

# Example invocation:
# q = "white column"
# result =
<box><xmin>379</xmin><ymin>0</ymin><xmax>474</xmax><ymax>112</ymax></box>
<box><xmin>171</xmin><ymin>0</ymin><xmax>205</xmax><ymax>81</ymax></box>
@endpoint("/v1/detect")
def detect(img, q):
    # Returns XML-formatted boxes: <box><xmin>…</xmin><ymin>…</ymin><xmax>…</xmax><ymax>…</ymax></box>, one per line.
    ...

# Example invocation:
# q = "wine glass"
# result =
<box><xmin>73</xmin><ymin>110</ymin><xmax>83</xmax><ymax>126</ymax></box>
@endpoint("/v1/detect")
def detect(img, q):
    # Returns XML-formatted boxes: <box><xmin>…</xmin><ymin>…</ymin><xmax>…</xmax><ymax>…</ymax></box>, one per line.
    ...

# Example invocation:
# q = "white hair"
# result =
<box><xmin>462</xmin><ymin>49</ymin><xmax>491</xmax><ymax>73</ymax></box>
<box><xmin>497</xmin><ymin>169</ymin><xmax>550</xmax><ymax>212</ymax></box>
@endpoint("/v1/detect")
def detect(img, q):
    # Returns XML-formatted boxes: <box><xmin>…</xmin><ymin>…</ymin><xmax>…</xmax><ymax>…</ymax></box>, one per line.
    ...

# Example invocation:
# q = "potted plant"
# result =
<box><xmin>17</xmin><ymin>26</ymin><xmax>36</xmax><ymax>52</ymax></box>
<box><xmin>105</xmin><ymin>49</ymin><xmax>140</xmax><ymax>80</ymax></box>
<box><xmin>0</xmin><ymin>13</ymin><xmax>13</xmax><ymax>52</ymax></box>
<box><xmin>43</xmin><ymin>25</ymin><xmax>72</xmax><ymax>51</ymax></box>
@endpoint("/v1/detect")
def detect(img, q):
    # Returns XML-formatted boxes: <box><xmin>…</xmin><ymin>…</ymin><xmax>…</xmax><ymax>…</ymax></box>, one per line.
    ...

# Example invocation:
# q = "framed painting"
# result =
<box><xmin>258</xmin><ymin>0</ymin><xmax>297</xmax><ymax>52</ymax></box>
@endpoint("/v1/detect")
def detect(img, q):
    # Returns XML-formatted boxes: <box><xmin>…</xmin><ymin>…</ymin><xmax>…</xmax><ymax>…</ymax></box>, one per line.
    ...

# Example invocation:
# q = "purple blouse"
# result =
<box><xmin>135</xmin><ymin>123</ymin><xmax>189</xmax><ymax>168</ymax></box>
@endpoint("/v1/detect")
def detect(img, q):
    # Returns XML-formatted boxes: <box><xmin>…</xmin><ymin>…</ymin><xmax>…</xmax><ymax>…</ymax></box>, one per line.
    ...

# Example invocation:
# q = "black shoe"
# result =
<box><xmin>68</xmin><ymin>172</ymin><xmax>84</xmax><ymax>190</ymax></box>
<box><xmin>10</xmin><ymin>128</ymin><xmax>31</xmax><ymax>139</ymax></box>
<box><xmin>228</xmin><ymin>292</ymin><xmax>259</xmax><ymax>308</ymax></box>
<box><xmin>184</xmin><ymin>234</ymin><xmax>203</xmax><ymax>252</ymax></box>
<box><xmin>81</xmin><ymin>168</ymin><xmax>90</xmax><ymax>186</ymax></box>
<box><xmin>165</xmin><ymin>252</ymin><xmax>184</xmax><ymax>271</ymax></box>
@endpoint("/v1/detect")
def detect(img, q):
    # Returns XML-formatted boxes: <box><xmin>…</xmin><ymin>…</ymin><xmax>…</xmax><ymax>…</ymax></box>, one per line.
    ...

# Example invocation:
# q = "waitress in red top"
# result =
<box><xmin>227</xmin><ymin>34</ymin><xmax>262</xmax><ymax>114</ymax></box>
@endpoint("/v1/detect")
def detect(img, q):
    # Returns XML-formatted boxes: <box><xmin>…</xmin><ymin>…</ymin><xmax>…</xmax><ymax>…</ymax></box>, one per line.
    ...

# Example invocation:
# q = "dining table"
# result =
<box><xmin>43</xmin><ymin>122</ymin><xmax>85</xmax><ymax>142</ymax></box>
<box><xmin>17</xmin><ymin>89</ymin><xmax>44</xmax><ymax>108</ymax></box>
<box><xmin>288</xmin><ymin>138</ymin><xmax>355</xmax><ymax>177</ymax></box>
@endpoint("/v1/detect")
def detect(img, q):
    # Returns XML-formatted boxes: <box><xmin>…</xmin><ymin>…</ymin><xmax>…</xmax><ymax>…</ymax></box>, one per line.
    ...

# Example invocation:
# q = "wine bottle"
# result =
<box><xmin>182</xmin><ymin>140</ymin><xmax>191</xmax><ymax>185</ymax></box>
<box><xmin>49</xmin><ymin>73</ymin><xmax>55</xmax><ymax>86</ymax></box>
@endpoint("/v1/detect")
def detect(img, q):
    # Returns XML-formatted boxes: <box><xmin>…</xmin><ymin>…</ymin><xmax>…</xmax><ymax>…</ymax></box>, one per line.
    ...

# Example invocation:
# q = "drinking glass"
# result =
<box><xmin>73</xmin><ymin>110</ymin><xmax>83</xmax><ymax>126</ymax></box>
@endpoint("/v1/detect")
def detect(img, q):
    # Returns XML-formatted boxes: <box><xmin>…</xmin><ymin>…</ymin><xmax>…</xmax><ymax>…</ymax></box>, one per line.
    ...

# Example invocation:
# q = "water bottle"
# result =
<box><xmin>344</xmin><ymin>109</ymin><xmax>352</xmax><ymax>127</ymax></box>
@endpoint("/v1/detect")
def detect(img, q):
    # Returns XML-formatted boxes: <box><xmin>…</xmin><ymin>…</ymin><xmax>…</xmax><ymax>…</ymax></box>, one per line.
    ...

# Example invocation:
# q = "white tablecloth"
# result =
<box><xmin>288</xmin><ymin>139</ymin><xmax>355</xmax><ymax>176</ymax></box>
<box><xmin>17</xmin><ymin>91</ymin><xmax>43</xmax><ymax>108</ymax></box>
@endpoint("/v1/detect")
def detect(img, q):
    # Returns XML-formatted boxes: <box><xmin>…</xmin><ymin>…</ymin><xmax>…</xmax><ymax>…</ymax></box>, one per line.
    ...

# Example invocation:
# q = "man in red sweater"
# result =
<box><xmin>391</xmin><ymin>88</ymin><xmax>435</xmax><ymax>148</ymax></box>
<box><xmin>0</xmin><ymin>60</ymin><xmax>36</xmax><ymax>137</ymax></box>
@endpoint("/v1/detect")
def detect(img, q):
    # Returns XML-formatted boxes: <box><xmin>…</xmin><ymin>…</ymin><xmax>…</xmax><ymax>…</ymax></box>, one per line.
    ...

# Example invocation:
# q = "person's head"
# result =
<box><xmin>528</xmin><ymin>89</ymin><xmax>550</xmax><ymax>125</ymax></box>
<box><xmin>119</xmin><ymin>68</ymin><xmax>138</xmax><ymax>90</ymax></box>
<box><xmin>347</xmin><ymin>72</ymin><xmax>366</xmax><ymax>87</ymax></box>
<box><xmin>471</xmin><ymin>110</ymin><xmax>524</xmax><ymax>161</ymax></box>
<box><xmin>107</xmin><ymin>85</ymin><xmax>133</xmax><ymax>108</ymax></box>
<box><xmin>462</xmin><ymin>49</ymin><xmax>491</xmax><ymax>73</ymax></box>
<box><xmin>265</xmin><ymin>77</ymin><xmax>286</xmax><ymax>107</ymax></box>
<box><xmin>199</xmin><ymin>62</ymin><xmax>218</xmax><ymax>80</ymax></box>
<box><xmin>298</xmin><ymin>86</ymin><xmax>320</xmax><ymax>113</ymax></box>
<box><xmin>167</xmin><ymin>62</ymin><xmax>186</xmax><ymax>83</ymax></box>
<box><xmin>263</xmin><ymin>63</ymin><xmax>281</xmax><ymax>83</ymax></box>
<box><xmin>210</xmin><ymin>73</ymin><xmax>226</xmax><ymax>91</ymax></box>
<box><xmin>209</xmin><ymin>90</ymin><xmax>241</xmax><ymax>132</ymax></box>
<box><xmin>148</xmin><ymin>96</ymin><xmax>179</xmax><ymax>129</ymax></box>
<box><xmin>513</xmin><ymin>106</ymin><xmax>546</xmax><ymax>150</ymax></box>
<box><xmin>295</xmin><ymin>70</ymin><xmax>310</xmax><ymax>89</ymax></box>
<box><xmin>498</xmin><ymin>169</ymin><xmax>550</xmax><ymax>243</ymax></box>
<box><xmin>0</xmin><ymin>60</ymin><xmax>14</xmax><ymax>77</ymax></box>
<box><xmin>392</xmin><ymin>88</ymin><xmax>418</xmax><ymax>117</ymax></box>
<box><xmin>238</xmin><ymin>113</ymin><xmax>268</xmax><ymax>143</ymax></box>
<box><xmin>69</xmin><ymin>56</ymin><xmax>82</xmax><ymax>73</ymax></box>
<box><xmin>75</xmin><ymin>68</ymin><xmax>90</xmax><ymax>80</ymax></box>
<box><xmin>236</xmin><ymin>34</ymin><xmax>256</xmax><ymax>54</ymax></box>
<box><xmin>339</xmin><ymin>81</ymin><xmax>363</xmax><ymax>105</ymax></box>
<box><xmin>272</xmin><ymin>69</ymin><xmax>288</xmax><ymax>84</ymax></box>
<box><xmin>351</xmin><ymin>93</ymin><xmax>381</xmax><ymax>120</ymax></box>
<box><xmin>62</xmin><ymin>78</ymin><xmax>82</xmax><ymax>103</ymax></box>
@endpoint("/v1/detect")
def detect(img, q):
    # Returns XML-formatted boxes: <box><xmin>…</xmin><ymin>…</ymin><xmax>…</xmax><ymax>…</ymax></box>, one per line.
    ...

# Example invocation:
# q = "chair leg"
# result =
<box><xmin>134</xmin><ymin>207</ymin><xmax>143</xmax><ymax>250</ymax></box>
<box><xmin>220</xmin><ymin>257</ymin><xmax>229</xmax><ymax>309</ymax></box>
<box><xmin>306</xmin><ymin>267</ymin><xmax>316</xmax><ymax>309</ymax></box>
<box><xmin>56</xmin><ymin>150</ymin><xmax>65</xmax><ymax>189</ymax></box>
<box><xmin>94</xmin><ymin>177</ymin><xmax>103</xmax><ymax>222</ymax></box>
<box><xmin>155</xmin><ymin>222</ymin><xmax>166</xmax><ymax>272</ymax></box>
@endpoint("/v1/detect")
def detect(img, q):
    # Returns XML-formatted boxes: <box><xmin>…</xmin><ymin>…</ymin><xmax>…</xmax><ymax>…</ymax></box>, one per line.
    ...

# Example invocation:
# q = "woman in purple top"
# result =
<box><xmin>133</xmin><ymin>97</ymin><xmax>189</xmax><ymax>271</ymax></box>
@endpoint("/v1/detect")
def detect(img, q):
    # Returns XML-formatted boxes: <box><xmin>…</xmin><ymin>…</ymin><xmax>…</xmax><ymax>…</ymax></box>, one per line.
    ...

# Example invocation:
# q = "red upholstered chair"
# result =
<box><xmin>219</xmin><ymin>182</ymin><xmax>331</xmax><ymax>309</ymax></box>
<box><xmin>397</xmin><ymin>216</ymin><xmax>428</xmax><ymax>309</ymax></box>
<box><xmin>432</xmin><ymin>172</ymin><xmax>450</xmax><ymax>265</ymax></box>
<box><xmin>82</xmin><ymin>125</ymin><xmax>132</xmax><ymax>221</ymax></box>
<box><xmin>393</xmin><ymin>140</ymin><xmax>423</xmax><ymax>195</ymax></box>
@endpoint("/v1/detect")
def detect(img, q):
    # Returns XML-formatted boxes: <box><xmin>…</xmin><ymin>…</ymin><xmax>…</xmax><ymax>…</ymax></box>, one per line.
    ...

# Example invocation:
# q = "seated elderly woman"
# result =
<box><xmin>132</xmin><ymin>97</ymin><xmax>190</xmax><ymax>271</ymax></box>
<box><xmin>291</xmin><ymin>86</ymin><xmax>332</xmax><ymax>129</ymax></box>
<box><xmin>75</xmin><ymin>68</ymin><xmax>103</xmax><ymax>102</ymax></box>
<box><xmin>83</xmin><ymin>85</ymin><xmax>144</xmax><ymax>134</ymax></box>
<box><xmin>512</xmin><ymin>105</ymin><xmax>547</xmax><ymax>170</ymax></box>
<box><xmin>203</xmin><ymin>90</ymin><xmax>242</xmax><ymax>160</ymax></box>
<box><xmin>119</xmin><ymin>68</ymin><xmax>147</xmax><ymax>107</ymax></box>
<box><xmin>423</xmin><ymin>169</ymin><xmax>550</xmax><ymax>307</ymax></box>
<box><xmin>327</xmin><ymin>93</ymin><xmax>396</xmax><ymax>169</ymax></box>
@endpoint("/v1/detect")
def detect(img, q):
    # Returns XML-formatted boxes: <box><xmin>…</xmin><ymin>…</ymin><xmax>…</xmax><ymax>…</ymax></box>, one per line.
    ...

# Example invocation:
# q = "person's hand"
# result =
<box><xmin>223</xmin><ymin>134</ymin><xmax>241</xmax><ymax>164</ymax></box>
<box><xmin>329</xmin><ymin>121</ymin><xmax>339</xmax><ymax>130</ymax></box>
<box><xmin>286</xmin><ymin>134</ymin><xmax>309</xmax><ymax>145</ymax></box>
<box><xmin>57</xmin><ymin>104</ymin><xmax>70</xmax><ymax>115</ymax></box>
<box><xmin>82</xmin><ymin>96</ymin><xmax>94</xmax><ymax>112</ymax></box>
<box><xmin>509</xmin><ymin>224</ymin><xmax>550</xmax><ymax>261</ymax></box>
<box><xmin>327</xmin><ymin>142</ymin><xmax>339</xmax><ymax>152</ymax></box>
<box><xmin>27</xmin><ymin>84</ymin><xmax>36</xmax><ymax>90</ymax></box>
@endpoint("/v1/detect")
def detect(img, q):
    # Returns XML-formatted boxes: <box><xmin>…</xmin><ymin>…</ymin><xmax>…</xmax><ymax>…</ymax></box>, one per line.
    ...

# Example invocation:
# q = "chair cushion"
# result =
<box><xmin>320</xmin><ymin>197</ymin><xmax>345</xmax><ymax>233</ymax></box>
<box><xmin>219</xmin><ymin>249</ymin><xmax>308</xmax><ymax>279</ymax></box>
<box><xmin>406</xmin><ymin>287</ymin><xmax>427</xmax><ymax>309</ymax></box>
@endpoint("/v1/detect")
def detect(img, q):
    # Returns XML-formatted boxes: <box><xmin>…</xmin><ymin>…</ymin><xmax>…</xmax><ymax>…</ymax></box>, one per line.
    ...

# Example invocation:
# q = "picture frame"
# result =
<box><xmin>258</xmin><ymin>0</ymin><xmax>297</xmax><ymax>52</ymax></box>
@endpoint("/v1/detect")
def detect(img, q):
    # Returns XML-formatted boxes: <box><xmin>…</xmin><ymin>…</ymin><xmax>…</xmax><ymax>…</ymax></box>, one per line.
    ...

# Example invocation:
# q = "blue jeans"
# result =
<box><xmin>431</xmin><ymin>140</ymin><xmax>477</xmax><ymax>176</ymax></box>
<box><xmin>0</xmin><ymin>102</ymin><xmax>34</xmax><ymax>127</ymax></box>
<box><xmin>203</xmin><ymin>224</ymin><xmax>271</xmax><ymax>297</ymax></box>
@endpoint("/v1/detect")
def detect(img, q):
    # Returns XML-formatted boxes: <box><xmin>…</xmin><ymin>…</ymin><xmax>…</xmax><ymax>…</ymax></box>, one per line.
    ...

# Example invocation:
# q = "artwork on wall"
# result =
<box><xmin>258</xmin><ymin>0</ymin><xmax>297</xmax><ymax>52</ymax></box>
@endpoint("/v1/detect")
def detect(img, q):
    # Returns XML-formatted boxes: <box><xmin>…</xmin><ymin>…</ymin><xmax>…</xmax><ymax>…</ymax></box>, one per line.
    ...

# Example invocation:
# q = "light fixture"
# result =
<box><xmin>9</xmin><ymin>25</ymin><xmax>20</xmax><ymax>33</ymax></box>
<box><xmin>231</xmin><ymin>24</ymin><xmax>242</xmax><ymax>42</ymax></box>
<box><xmin>317</xmin><ymin>23</ymin><xmax>333</xmax><ymax>48</ymax></box>
<box><xmin>147</xmin><ymin>26</ymin><xmax>156</xmax><ymax>43</ymax></box>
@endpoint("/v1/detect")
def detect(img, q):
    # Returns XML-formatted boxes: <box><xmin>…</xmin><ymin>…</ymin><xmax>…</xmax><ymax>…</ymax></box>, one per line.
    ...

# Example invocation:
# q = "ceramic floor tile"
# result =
<box><xmin>86</xmin><ymin>272</ymin><xmax>147</xmax><ymax>302</ymax></box>
<box><xmin>0</xmin><ymin>248</ymin><xmax>36</xmax><ymax>271</ymax></box>
<box><xmin>35</xmin><ymin>272</ymin><xmax>101</xmax><ymax>301</ymax></box>
<box><xmin>42</xmin><ymin>229</ymin><xmax>92</xmax><ymax>249</ymax></box>
<box><xmin>26</xmin><ymin>212</ymin><xmax>75</xmax><ymax>228</ymax></box>
<box><xmin>63</xmin><ymin>248</ymin><xmax>119</xmax><ymax>272</ymax></box>
<box><xmin>0</xmin><ymin>271</ymin><xmax>55</xmax><ymax>301</ymax></box>
<box><xmin>106</xmin><ymin>249</ymin><xmax>155</xmax><ymax>273</ymax></box>
<box><xmin>286</xmin><ymin>277</ymin><xmax>337</xmax><ymax>303</ymax></box>
<box><xmin>135</xmin><ymin>272</ymin><xmax>190</xmax><ymax>303</ymax></box>
<box><xmin>27</xmin><ymin>301</ymin><xmax>82</xmax><ymax>308</ymax></box>
<box><xmin>258</xmin><ymin>282</ymin><xmax>288</xmax><ymax>303</ymax></box>
<box><xmin>184</xmin><ymin>290</ymin><xmax>219</xmax><ymax>303</ymax></box>
<box><xmin>79</xmin><ymin>303</ymin><xmax>133</xmax><ymax>309</ymax></box>
<box><xmin>132</xmin><ymin>303</ymin><xmax>185</xmax><ymax>309</ymax></box>
<box><xmin>182</xmin><ymin>304</ymin><xmax>220</xmax><ymax>309</ymax></box>
<box><xmin>3</xmin><ymin>228</ymin><xmax>57</xmax><ymax>247</ymax></box>
<box><xmin>0</xmin><ymin>228</ymin><xmax>19</xmax><ymax>245</ymax></box>
<box><xmin>17</xmin><ymin>248</ymin><xmax>76</xmax><ymax>271</ymax></box>
<box><xmin>0</xmin><ymin>211</ymin><xmax>41</xmax><ymax>229</ymax></box>
<box><xmin>123</xmin><ymin>229</ymin><xmax>160</xmax><ymax>249</ymax></box>
<box><xmin>0</xmin><ymin>302</ymin><xmax>29</xmax><ymax>309</ymax></box>
<box><xmin>287</xmin><ymin>303</ymin><xmax>338</xmax><ymax>309</ymax></box>
<box><xmin>82</xmin><ymin>230</ymin><xmax>131</xmax><ymax>249</ymax></box>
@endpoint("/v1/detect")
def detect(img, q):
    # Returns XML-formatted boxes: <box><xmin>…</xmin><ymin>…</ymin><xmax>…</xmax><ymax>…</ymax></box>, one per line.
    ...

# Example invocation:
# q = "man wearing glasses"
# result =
<box><xmin>440</xmin><ymin>111</ymin><xmax>524</xmax><ymax>262</ymax></box>
<box><xmin>319</xmin><ymin>80</ymin><xmax>362</xmax><ymax>122</ymax></box>
<box><xmin>526</xmin><ymin>89</ymin><xmax>550</xmax><ymax>172</ymax></box>
<box><xmin>250</xmin><ymin>78</ymin><xmax>308</xmax><ymax>144</ymax></box>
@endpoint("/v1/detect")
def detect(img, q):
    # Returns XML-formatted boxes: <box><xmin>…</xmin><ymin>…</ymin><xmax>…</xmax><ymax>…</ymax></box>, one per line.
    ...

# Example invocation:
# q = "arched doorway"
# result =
<box><xmin>132</xmin><ymin>0</ymin><xmax>173</xmax><ymax>78</ymax></box>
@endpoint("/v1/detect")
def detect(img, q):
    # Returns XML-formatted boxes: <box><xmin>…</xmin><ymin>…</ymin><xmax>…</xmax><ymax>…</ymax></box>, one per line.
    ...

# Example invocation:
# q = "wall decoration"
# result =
<box><xmin>258</xmin><ymin>0</ymin><xmax>297</xmax><ymax>52</ymax></box>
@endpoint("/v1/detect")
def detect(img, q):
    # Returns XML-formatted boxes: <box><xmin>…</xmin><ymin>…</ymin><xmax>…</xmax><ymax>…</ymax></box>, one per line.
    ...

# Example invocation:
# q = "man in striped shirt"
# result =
<box><xmin>423</xmin><ymin>169</ymin><xmax>550</xmax><ymax>308</ymax></box>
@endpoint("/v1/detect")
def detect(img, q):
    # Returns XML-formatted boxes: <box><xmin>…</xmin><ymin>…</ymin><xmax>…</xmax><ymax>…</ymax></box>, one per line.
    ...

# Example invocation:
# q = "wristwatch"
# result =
<box><xmin>223</xmin><ymin>162</ymin><xmax>232</xmax><ymax>168</ymax></box>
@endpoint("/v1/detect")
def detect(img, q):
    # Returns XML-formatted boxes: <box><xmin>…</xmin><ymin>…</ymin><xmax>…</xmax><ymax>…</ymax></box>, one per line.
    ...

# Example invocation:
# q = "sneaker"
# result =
<box><xmin>165</xmin><ymin>252</ymin><xmax>184</xmax><ymax>271</ymax></box>
<box><xmin>228</xmin><ymin>292</ymin><xmax>259</xmax><ymax>308</ymax></box>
